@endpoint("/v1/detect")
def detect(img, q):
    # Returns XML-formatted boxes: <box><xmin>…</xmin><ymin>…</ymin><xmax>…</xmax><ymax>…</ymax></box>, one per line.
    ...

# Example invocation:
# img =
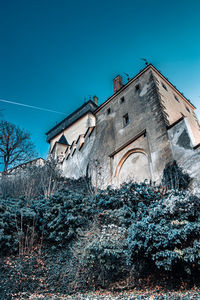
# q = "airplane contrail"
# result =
<box><xmin>0</xmin><ymin>98</ymin><xmax>66</xmax><ymax>115</ymax></box>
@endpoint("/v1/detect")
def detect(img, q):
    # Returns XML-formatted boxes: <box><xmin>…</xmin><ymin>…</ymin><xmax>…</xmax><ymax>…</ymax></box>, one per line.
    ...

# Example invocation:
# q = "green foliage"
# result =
<box><xmin>127</xmin><ymin>191</ymin><xmax>200</xmax><ymax>275</ymax></box>
<box><xmin>42</xmin><ymin>187</ymin><xmax>95</xmax><ymax>249</ymax></box>
<box><xmin>96</xmin><ymin>182</ymin><xmax>164</xmax><ymax>212</ymax></box>
<box><xmin>0</xmin><ymin>197</ymin><xmax>38</xmax><ymax>255</ymax></box>
<box><xmin>0</xmin><ymin>198</ymin><xmax>19</xmax><ymax>254</ymax></box>
<box><xmin>73</xmin><ymin>222</ymin><xmax>128</xmax><ymax>287</ymax></box>
<box><xmin>0</xmin><ymin>178</ymin><xmax>200</xmax><ymax>294</ymax></box>
<box><xmin>162</xmin><ymin>160</ymin><xmax>191</xmax><ymax>190</ymax></box>
<box><xmin>0</xmin><ymin>179</ymin><xmax>95</xmax><ymax>254</ymax></box>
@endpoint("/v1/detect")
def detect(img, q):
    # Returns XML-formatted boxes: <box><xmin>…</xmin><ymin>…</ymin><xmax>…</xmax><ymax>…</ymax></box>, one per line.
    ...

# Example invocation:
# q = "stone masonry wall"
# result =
<box><xmin>53</xmin><ymin>65</ymin><xmax>200</xmax><ymax>189</ymax></box>
<box><xmin>61</xmin><ymin>68</ymin><xmax>174</xmax><ymax>188</ymax></box>
<box><xmin>168</xmin><ymin>118</ymin><xmax>200</xmax><ymax>188</ymax></box>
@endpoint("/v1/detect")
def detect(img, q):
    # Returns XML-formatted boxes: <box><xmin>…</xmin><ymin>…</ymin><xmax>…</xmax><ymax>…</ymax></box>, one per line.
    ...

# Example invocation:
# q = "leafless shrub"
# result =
<box><xmin>0</xmin><ymin>158</ymin><xmax>62</xmax><ymax>199</ymax></box>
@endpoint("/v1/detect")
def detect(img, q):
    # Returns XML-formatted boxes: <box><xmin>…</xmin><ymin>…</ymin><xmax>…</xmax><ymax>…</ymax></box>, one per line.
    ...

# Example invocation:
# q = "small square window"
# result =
<box><xmin>162</xmin><ymin>82</ymin><xmax>168</xmax><ymax>91</ymax></box>
<box><xmin>107</xmin><ymin>108</ymin><xmax>111</xmax><ymax>115</ymax></box>
<box><xmin>174</xmin><ymin>95</ymin><xmax>179</xmax><ymax>102</ymax></box>
<box><xmin>120</xmin><ymin>96</ymin><xmax>125</xmax><ymax>104</ymax></box>
<box><xmin>135</xmin><ymin>84</ymin><xmax>140</xmax><ymax>92</ymax></box>
<box><xmin>123</xmin><ymin>113</ymin><xmax>129</xmax><ymax>127</ymax></box>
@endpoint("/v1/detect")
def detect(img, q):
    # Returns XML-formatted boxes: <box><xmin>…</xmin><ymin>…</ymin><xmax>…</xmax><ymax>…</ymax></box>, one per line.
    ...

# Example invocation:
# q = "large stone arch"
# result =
<box><xmin>115</xmin><ymin>148</ymin><xmax>151</xmax><ymax>184</ymax></box>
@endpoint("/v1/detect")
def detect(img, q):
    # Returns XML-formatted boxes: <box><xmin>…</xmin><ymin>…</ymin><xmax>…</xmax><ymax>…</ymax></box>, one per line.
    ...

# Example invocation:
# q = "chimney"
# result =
<box><xmin>93</xmin><ymin>95</ymin><xmax>98</xmax><ymax>106</ymax></box>
<box><xmin>113</xmin><ymin>75</ymin><xmax>123</xmax><ymax>93</ymax></box>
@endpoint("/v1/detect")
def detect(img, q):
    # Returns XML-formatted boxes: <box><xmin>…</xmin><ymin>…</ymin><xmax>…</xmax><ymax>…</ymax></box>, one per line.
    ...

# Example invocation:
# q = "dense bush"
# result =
<box><xmin>0</xmin><ymin>184</ymin><xmax>95</xmax><ymax>254</ymax></box>
<box><xmin>0</xmin><ymin>177</ymin><xmax>200</xmax><ymax>296</ymax></box>
<box><xmin>0</xmin><ymin>197</ymin><xmax>39</xmax><ymax>255</ymax></box>
<box><xmin>42</xmin><ymin>187</ymin><xmax>96</xmax><ymax>249</ymax></box>
<box><xmin>72</xmin><ymin>222</ymin><xmax>128</xmax><ymax>287</ymax></box>
<box><xmin>162</xmin><ymin>160</ymin><xmax>191</xmax><ymax>190</ymax></box>
<box><xmin>127</xmin><ymin>191</ymin><xmax>200</xmax><ymax>277</ymax></box>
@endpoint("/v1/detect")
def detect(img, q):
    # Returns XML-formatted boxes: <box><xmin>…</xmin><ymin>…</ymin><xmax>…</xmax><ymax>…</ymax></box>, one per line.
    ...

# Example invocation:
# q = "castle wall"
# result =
<box><xmin>152</xmin><ymin>70</ymin><xmax>200</xmax><ymax>146</ymax></box>
<box><xmin>111</xmin><ymin>134</ymin><xmax>151</xmax><ymax>186</ymax></box>
<box><xmin>48</xmin><ymin>65</ymin><xmax>200</xmax><ymax>190</ymax></box>
<box><xmin>85</xmin><ymin>69</ymin><xmax>174</xmax><ymax>188</ymax></box>
<box><xmin>168</xmin><ymin>118</ymin><xmax>200</xmax><ymax>187</ymax></box>
<box><xmin>62</xmin><ymin>128</ymin><xmax>96</xmax><ymax>179</ymax></box>
<box><xmin>50</xmin><ymin>113</ymin><xmax>95</xmax><ymax>151</ymax></box>
<box><xmin>52</xmin><ymin>143</ymin><xmax>68</xmax><ymax>161</ymax></box>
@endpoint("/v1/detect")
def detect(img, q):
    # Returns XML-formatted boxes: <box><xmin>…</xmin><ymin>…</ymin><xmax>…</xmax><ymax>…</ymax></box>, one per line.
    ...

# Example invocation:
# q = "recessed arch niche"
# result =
<box><xmin>115</xmin><ymin>148</ymin><xmax>150</xmax><ymax>184</ymax></box>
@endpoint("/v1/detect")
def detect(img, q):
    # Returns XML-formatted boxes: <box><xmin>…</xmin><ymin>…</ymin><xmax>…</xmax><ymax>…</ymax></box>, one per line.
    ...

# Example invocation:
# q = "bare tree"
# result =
<box><xmin>0</xmin><ymin>120</ymin><xmax>37</xmax><ymax>172</ymax></box>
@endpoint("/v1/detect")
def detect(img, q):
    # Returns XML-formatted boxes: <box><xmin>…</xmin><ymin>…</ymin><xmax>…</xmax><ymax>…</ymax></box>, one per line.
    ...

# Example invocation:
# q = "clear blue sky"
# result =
<box><xmin>0</xmin><ymin>0</ymin><xmax>200</xmax><ymax>158</ymax></box>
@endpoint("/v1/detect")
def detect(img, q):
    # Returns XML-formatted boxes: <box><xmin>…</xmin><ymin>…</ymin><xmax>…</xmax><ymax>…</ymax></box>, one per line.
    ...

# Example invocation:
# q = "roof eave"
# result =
<box><xmin>46</xmin><ymin>100</ymin><xmax>97</xmax><ymax>136</ymax></box>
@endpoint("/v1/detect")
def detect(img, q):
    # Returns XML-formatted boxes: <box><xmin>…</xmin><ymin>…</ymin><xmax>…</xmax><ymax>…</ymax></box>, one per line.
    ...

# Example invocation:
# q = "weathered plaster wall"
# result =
<box><xmin>62</xmin><ymin>129</ymin><xmax>96</xmax><ymax>179</ymax></box>
<box><xmin>111</xmin><ymin>134</ymin><xmax>151</xmax><ymax>186</ymax></box>
<box><xmin>50</xmin><ymin>113</ymin><xmax>95</xmax><ymax>151</ymax></box>
<box><xmin>85</xmin><ymin>69</ymin><xmax>174</xmax><ymax>188</ymax></box>
<box><xmin>152</xmin><ymin>70</ymin><xmax>200</xmax><ymax>146</ymax></box>
<box><xmin>48</xmin><ymin>65</ymin><xmax>200</xmax><ymax>189</ymax></box>
<box><xmin>168</xmin><ymin>118</ymin><xmax>200</xmax><ymax>186</ymax></box>
<box><xmin>52</xmin><ymin>143</ymin><xmax>68</xmax><ymax>161</ymax></box>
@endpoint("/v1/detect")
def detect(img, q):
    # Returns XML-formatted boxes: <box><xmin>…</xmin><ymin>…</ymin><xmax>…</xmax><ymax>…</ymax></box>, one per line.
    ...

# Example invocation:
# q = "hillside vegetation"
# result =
<box><xmin>0</xmin><ymin>162</ymin><xmax>200</xmax><ymax>299</ymax></box>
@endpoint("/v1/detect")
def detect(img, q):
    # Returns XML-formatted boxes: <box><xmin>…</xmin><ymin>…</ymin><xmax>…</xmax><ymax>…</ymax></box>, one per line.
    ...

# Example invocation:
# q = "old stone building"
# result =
<box><xmin>46</xmin><ymin>64</ymin><xmax>200</xmax><ymax>189</ymax></box>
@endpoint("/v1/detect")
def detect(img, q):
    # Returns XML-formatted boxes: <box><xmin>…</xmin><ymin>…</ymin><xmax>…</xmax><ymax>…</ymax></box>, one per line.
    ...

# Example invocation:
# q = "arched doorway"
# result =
<box><xmin>115</xmin><ymin>149</ymin><xmax>151</xmax><ymax>184</ymax></box>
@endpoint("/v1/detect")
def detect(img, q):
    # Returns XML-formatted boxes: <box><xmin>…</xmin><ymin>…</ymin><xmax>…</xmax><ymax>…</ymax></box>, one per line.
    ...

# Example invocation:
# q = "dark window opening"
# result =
<box><xmin>163</xmin><ymin>110</ymin><xmax>169</xmax><ymax>118</ymax></box>
<box><xmin>123</xmin><ymin>113</ymin><xmax>129</xmax><ymax>127</ymax></box>
<box><xmin>185</xmin><ymin>106</ymin><xmax>190</xmax><ymax>113</ymax></box>
<box><xmin>135</xmin><ymin>84</ymin><xmax>140</xmax><ymax>92</ymax></box>
<box><xmin>107</xmin><ymin>108</ymin><xmax>111</xmax><ymax>115</ymax></box>
<box><xmin>120</xmin><ymin>96</ymin><xmax>125</xmax><ymax>104</ymax></box>
<box><xmin>162</xmin><ymin>82</ymin><xmax>168</xmax><ymax>91</ymax></box>
<box><xmin>174</xmin><ymin>95</ymin><xmax>179</xmax><ymax>102</ymax></box>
